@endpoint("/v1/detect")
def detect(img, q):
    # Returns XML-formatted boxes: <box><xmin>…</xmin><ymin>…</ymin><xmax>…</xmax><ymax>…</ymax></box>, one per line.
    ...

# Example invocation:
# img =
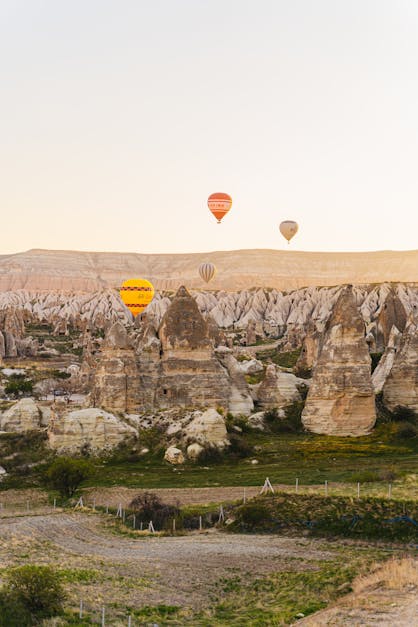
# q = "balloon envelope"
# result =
<box><xmin>119</xmin><ymin>278</ymin><xmax>155</xmax><ymax>317</ymax></box>
<box><xmin>199</xmin><ymin>262</ymin><xmax>216</xmax><ymax>283</ymax></box>
<box><xmin>208</xmin><ymin>192</ymin><xmax>232</xmax><ymax>223</ymax></box>
<box><xmin>279</xmin><ymin>220</ymin><xmax>299</xmax><ymax>243</ymax></box>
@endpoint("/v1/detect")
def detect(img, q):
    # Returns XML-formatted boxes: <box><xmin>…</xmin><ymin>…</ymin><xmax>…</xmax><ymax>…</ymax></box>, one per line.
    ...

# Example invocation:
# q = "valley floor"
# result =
<box><xmin>0</xmin><ymin>505</ymin><xmax>416</xmax><ymax>625</ymax></box>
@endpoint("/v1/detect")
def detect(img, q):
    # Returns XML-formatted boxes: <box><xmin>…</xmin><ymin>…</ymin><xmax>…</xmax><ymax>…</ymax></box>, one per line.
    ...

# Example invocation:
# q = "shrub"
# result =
<box><xmin>45</xmin><ymin>457</ymin><xmax>93</xmax><ymax>498</ymax></box>
<box><xmin>264</xmin><ymin>402</ymin><xmax>304</xmax><ymax>433</ymax></box>
<box><xmin>231</xmin><ymin>502</ymin><xmax>273</xmax><ymax>532</ymax></box>
<box><xmin>392</xmin><ymin>406</ymin><xmax>418</xmax><ymax>424</ymax></box>
<box><xmin>0</xmin><ymin>590</ymin><xmax>31</xmax><ymax>626</ymax></box>
<box><xmin>5</xmin><ymin>565</ymin><xmax>65</xmax><ymax>620</ymax></box>
<box><xmin>5</xmin><ymin>376</ymin><xmax>33</xmax><ymax>398</ymax></box>
<box><xmin>129</xmin><ymin>492</ymin><xmax>180</xmax><ymax>530</ymax></box>
<box><xmin>228</xmin><ymin>434</ymin><xmax>254</xmax><ymax>459</ymax></box>
<box><xmin>196</xmin><ymin>445</ymin><xmax>224</xmax><ymax>465</ymax></box>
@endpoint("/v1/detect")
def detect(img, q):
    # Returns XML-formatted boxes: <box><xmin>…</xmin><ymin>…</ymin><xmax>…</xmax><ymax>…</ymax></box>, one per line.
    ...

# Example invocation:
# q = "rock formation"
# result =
<box><xmin>0</xmin><ymin>398</ymin><xmax>43</xmax><ymax>432</ymax></box>
<box><xmin>48</xmin><ymin>408</ymin><xmax>137</xmax><ymax>453</ymax></box>
<box><xmin>256</xmin><ymin>364</ymin><xmax>302</xmax><ymax>410</ymax></box>
<box><xmin>375</xmin><ymin>289</ymin><xmax>407</xmax><ymax>351</ymax></box>
<box><xmin>184</xmin><ymin>408</ymin><xmax>229</xmax><ymax>448</ymax></box>
<box><xmin>302</xmin><ymin>286</ymin><xmax>376</xmax><ymax>436</ymax></box>
<box><xmin>150</xmin><ymin>286</ymin><xmax>231</xmax><ymax>411</ymax></box>
<box><xmin>382</xmin><ymin>320</ymin><xmax>418</xmax><ymax>412</ymax></box>
<box><xmin>90</xmin><ymin>322</ymin><xmax>139</xmax><ymax>413</ymax></box>
<box><xmin>372</xmin><ymin>326</ymin><xmax>402</xmax><ymax>394</ymax></box>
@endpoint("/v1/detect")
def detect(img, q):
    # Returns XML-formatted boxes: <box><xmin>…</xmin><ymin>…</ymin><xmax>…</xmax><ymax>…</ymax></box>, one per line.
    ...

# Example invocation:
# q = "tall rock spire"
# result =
<box><xmin>302</xmin><ymin>286</ymin><xmax>376</xmax><ymax>436</ymax></box>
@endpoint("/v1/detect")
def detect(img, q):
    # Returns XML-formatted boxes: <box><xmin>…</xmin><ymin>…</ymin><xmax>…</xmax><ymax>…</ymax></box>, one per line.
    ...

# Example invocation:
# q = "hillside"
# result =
<box><xmin>0</xmin><ymin>248</ymin><xmax>417</xmax><ymax>292</ymax></box>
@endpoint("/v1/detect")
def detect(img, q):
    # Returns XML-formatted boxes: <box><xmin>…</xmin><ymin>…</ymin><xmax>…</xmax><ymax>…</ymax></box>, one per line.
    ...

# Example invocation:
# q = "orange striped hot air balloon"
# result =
<box><xmin>208</xmin><ymin>192</ymin><xmax>232</xmax><ymax>223</ymax></box>
<box><xmin>119</xmin><ymin>278</ymin><xmax>154</xmax><ymax>318</ymax></box>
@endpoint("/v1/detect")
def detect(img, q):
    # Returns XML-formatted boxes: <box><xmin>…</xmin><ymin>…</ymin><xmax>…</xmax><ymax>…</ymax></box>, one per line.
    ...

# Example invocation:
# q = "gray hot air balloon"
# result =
<box><xmin>279</xmin><ymin>220</ymin><xmax>299</xmax><ymax>244</ymax></box>
<box><xmin>199</xmin><ymin>262</ymin><xmax>216</xmax><ymax>283</ymax></box>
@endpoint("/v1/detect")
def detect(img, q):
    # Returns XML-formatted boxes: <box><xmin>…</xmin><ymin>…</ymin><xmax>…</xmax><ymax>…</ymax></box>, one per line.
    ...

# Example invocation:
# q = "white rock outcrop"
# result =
<box><xmin>1</xmin><ymin>398</ymin><xmax>42</xmax><ymax>432</ymax></box>
<box><xmin>48</xmin><ymin>408</ymin><xmax>137</xmax><ymax>453</ymax></box>
<box><xmin>164</xmin><ymin>446</ymin><xmax>185</xmax><ymax>464</ymax></box>
<box><xmin>184</xmin><ymin>409</ymin><xmax>228</xmax><ymax>448</ymax></box>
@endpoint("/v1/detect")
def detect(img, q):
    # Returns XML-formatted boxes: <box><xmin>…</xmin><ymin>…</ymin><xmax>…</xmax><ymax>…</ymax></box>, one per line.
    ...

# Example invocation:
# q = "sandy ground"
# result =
<box><xmin>0</xmin><ymin>511</ymin><xmax>333</xmax><ymax>614</ymax></box>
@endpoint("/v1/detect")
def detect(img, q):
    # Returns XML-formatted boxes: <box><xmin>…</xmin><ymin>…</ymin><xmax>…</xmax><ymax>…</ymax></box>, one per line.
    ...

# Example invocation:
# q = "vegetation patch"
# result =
<box><xmin>228</xmin><ymin>493</ymin><xmax>418</xmax><ymax>542</ymax></box>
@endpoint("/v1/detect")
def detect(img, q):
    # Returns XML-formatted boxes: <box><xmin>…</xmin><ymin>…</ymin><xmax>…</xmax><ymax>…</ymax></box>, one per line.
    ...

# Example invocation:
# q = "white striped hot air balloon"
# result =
<box><xmin>199</xmin><ymin>262</ymin><xmax>216</xmax><ymax>283</ymax></box>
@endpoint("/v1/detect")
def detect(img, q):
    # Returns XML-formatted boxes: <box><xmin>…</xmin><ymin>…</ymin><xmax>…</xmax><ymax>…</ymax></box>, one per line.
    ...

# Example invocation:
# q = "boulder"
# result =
<box><xmin>237</xmin><ymin>359</ymin><xmax>264</xmax><ymax>375</ymax></box>
<box><xmin>0</xmin><ymin>466</ymin><xmax>7</xmax><ymax>482</ymax></box>
<box><xmin>186</xmin><ymin>443</ymin><xmax>204</xmax><ymax>460</ymax></box>
<box><xmin>184</xmin><ymin>408</ymin><xmax>228</xmax><ymax>448</ymax></box>
<box><xmin>1</xmin><ymin>398</ymin><xmax>42</xmax><ymax>432</ymax></box>
<box><xmin>164</xmin><ymin>446</ymin><xmax>185</xmax><ymax>464</ymax></box>
<box><xmin>48</xmin><ymin>408</ymin><xmax>137</xmax><ymax>453</ymax></box>
<box><xmin>302</xmin><ymin>286</ymin><xmax>376</xmax><ymax>436</ymax></box>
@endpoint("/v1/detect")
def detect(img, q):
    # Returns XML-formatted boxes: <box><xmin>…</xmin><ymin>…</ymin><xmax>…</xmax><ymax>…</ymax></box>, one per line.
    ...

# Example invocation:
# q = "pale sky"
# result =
<box><xmin>1</xmin><ymin>0</ymin><xmax>417</xmax><ymax>255</ymax></box>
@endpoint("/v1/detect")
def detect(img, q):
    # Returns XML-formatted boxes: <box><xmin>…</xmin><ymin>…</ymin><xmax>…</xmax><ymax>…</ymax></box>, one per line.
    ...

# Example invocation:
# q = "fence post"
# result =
<box><xmin>101</xmin><ymin>605</ymin><xmax>105</xmax><ymax>626</ymax></box>
<box><xmin>128</xmin><ymin>615</ymin><xmax>131</xmax><ymax>627</ymax></box>
<box><xmin>93</xmin><ymin>500</ymin><xmax>96</xmax><ymax>511</ymax></box>
<box><xmin>53</xmin><ymin>498</ymin><xmax>56</xmax><ymax>510</ymax></box>
<box><xmin>148</xmin><ymin>520</ymin><xmax>155</xmax><ymax>533</ymax></box>
<box><xmin>140</xmin><ymin>521</ymin><xmax>143</xmax><ymax>531</ymax></box>
<box><xmin>388</xmin><ymin>483</ymin><xmax>392</xmax><ymax>499</ymax></box>
<box><xmin>106</xmin><ymin>504</ymin><xmax>109</xmax><ymax>514</ymax></box>
<box><xmin>218</xmin><ymin>505</ymin><xmax>225</xmax><ymax>523</ymax></box>
<box><xmin>243</xmin><ymin>487</ymin><xmax>246</xmax><ymax>504</ymax></box>
<box><xmin>325</xmin><ymin>480</ymin><xmax>328</xmax><ymax>496</ymax></box>
<box><xmin>357</xmin><ymin>482</ymin><xmax>360</xmax><ymax>498</ymax></box>
<box><xmin>133</xmin><ymin>514</ymin><xmax>136</xmax><ymax>529</ymax></box>
<box><xmin>172</xmin><ymin>518</ymin><xmax>176</xmax><ymax>533</ymax></box>
<box><xmin>79</xmin><ymin>599</ymin><xmax>83</xmax><ymax>619</ymax></box>
<box><xmin>199</xmin><ymin>515</ymin><xmax>202</xmax><ymax>531</ymax></box>
<box><xmin>295</xmin><ymin>478</ymin><xmax>299</xmax><ymax>494</ymax></box>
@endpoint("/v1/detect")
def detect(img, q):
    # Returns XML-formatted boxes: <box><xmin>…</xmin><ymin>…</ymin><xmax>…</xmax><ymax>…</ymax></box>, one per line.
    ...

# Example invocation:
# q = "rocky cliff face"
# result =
<box><xmin>302</xmin><ymin>287</ymin><xmax>376</xmax><ymax>436</ymax></box>
<box><xmin>382</xmin><ymin>320</ymin><xmax>418</xmax><ymax>412</ymax></box>
<box><xmin>90</xmin><ymin>287</ymin><xmax>253</xmax><ymax>415</ymax></box>
<box><xmin>90</xmin><ymin>322</ymin><xmax>139</xmax><ymax>413</ymax></box>
<box><xmin>1</xmin><ymin>248</ymin><xmax>418</xmax><ymax>292</ymax></box>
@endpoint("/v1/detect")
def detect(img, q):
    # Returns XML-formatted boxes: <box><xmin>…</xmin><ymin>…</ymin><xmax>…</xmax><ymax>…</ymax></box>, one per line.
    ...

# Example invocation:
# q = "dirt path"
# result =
<box><xmin>0</xmin><ymin>511</ymin><xmax>333</xmax><ymax>611</ymax></box>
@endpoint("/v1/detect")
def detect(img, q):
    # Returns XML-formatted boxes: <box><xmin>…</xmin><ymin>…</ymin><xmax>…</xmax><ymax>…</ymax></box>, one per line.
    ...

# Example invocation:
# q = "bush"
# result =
<box><xmin>231</xmin><ymin>502</ymin><xmax>274</xmax><ymax>532</ymax></box>
<box><xmin>0</xmin><ymin>590</ymin><xmax>31</xmax><ymax>626</ymax></box>
<box><xmin>264</xmin><ymin>402</ymin><xmax>304</xmax><ymax>433</ymax></box>
<box><xmin>4</xmin><ymin>565</ymin><xmax>65</xmax><ymax>620</ymax></box>
<box><xmin>5</xmin><ymin>376</ymin><xmax>33</xmax><ymax>398</ymax></box>
<box><xmin>45</xmin><ymin>457</ymin><xmax>93</xmax><ymax>498</ymax></box>
<box><xmin>129</xmin><ymin>492</ymin><xmax>180</xmax><ymax>530</ymax></box>
<box><xmin>228</xmin><ymin>434</ymin><xmax>254</xmax><ymax>459</ymax></box>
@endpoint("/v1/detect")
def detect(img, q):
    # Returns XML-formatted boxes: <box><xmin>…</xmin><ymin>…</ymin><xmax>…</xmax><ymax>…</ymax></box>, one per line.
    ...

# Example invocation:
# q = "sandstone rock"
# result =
<box><xmin>48</xmin><ymin>408</ymin><xmax>137</xmax><ymax>453</ymax></box>
<box><xmin>237</xmin><ymin>359</ymin><xmax>264</xmax><ymax>375</ymax></box>
<box><xmin>257</xmin><ymin>365</ymin><xmax>301</xmax><ymax>410</ymax></box>
<box><xmin>164</xmin><ymin>446</ymin><xmax>185</xmax><ymax>464</ymax></box>
<box><xmin>0</xmin><ymin>466</ymin><xmax>7</xmax><ymax>481</ymax></box>
<box><xmin>1</xmin><ymin>398</ymin><xmax>42</xmax><ymax>432</ymax></box>
<box><xmin>302</xmin><ymin>286</ymin><xmax>376</xmax><ymax>436</ymax></box>
<box><xmin>295</xmin><ymin>321</ymin><xmax>322</xmax><ymax>376</ymax></box>
<box><xmin>372</xmin><ymin>326</ymin><xmax>402</xmax><ymax>394</ymax></box>
<box><xmin>184</xmin><ymin>409</ymin><xmax>228</xmax><ymax>448</ymax></box>
<box><xmin>90</xmin><ymin>322</ymin><xmax>139</xmax><ymax>413</ymax></box>
<box><xmin>376</xmin><ymin>290</ymin><xmax>407</xmax><ymax>351</ymax></box>
<box><xmin>247</xmin><ymin>411</ymin><xmax>266</xmax><ymax>430</ymax></box>
<box><xmin>154</xmin><ymin>287</ymin><xmax>231</xmax><ymax>410</ymax></box>
<box><xmin>383</xmin><ymin>320</ymin><xmax>418</xmax><ymax>412</ymax></box>
<box><xmin>186</xmin><ymin>443</ymin><xmax>204</xmax><ymax>460</ymax></box>
<box><xmin>216</xmin><ymin>349</ymin><xmax>254</xmax><ymax>416</ymax></box>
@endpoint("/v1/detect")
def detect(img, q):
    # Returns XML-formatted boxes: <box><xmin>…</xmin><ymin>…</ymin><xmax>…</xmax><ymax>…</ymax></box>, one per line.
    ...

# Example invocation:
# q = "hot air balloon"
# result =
<box><xmin>199</xmin><ymin>262</ymin><xmax>216</xmax><ymax>283</ymax></box>
<box><xmin>208</xmin><ymin>192</ymin><xmax>232</xmax><ymax>223</ymax></box>
<box><xmin>279</xmin><ymin>220</ymin><xmax>299</xmax><ymax>244</ymax></box>
<box><xmin>119</xmin><ymin>278</ymin><xmax>154</xmax><ymax>317</ymax></box>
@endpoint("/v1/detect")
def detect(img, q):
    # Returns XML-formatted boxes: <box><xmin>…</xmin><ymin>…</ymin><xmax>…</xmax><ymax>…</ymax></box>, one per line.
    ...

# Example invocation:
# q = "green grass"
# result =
<box><xmin>82</xmin><ymin>424</ymin><xmax>418</xmax><ymax>494</ymax></box>
<box><xmin>256</xmin><ymin>348</ymin><xmax>301</xmax><ymax>369</ymax></box>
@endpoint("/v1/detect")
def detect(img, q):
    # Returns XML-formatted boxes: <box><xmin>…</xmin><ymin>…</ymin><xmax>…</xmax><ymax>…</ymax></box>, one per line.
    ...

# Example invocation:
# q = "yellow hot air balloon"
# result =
<box><xmin>279</xmin><ymin>220</ymin><xmax>299</xmax><ymax>244</ymax></box>
<box><xmin>119</xmin><ymin>278</ymin><xmax>154</xmax><ymax>317</ymax></box>
<box><xmin>199</xmin><ymin>262</ymin><xmax>216</xmax><ymax>283</ymax></box>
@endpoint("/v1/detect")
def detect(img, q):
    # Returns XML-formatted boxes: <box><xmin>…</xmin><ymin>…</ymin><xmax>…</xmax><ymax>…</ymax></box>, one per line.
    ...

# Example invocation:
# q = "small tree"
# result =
<box><xmin>129</xmin><ymin>492</ymin><xmax>180</xmax><ymax>529</ymax></box>
<box><xmin>45</xmin><ymin>457</ymin><xmax>93</xmax><ymax>498</ymax></box>
<box><xmin>5</xmin><ymin>565</ymin><xmax>65</xmax><ymax>620</ymax></box>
